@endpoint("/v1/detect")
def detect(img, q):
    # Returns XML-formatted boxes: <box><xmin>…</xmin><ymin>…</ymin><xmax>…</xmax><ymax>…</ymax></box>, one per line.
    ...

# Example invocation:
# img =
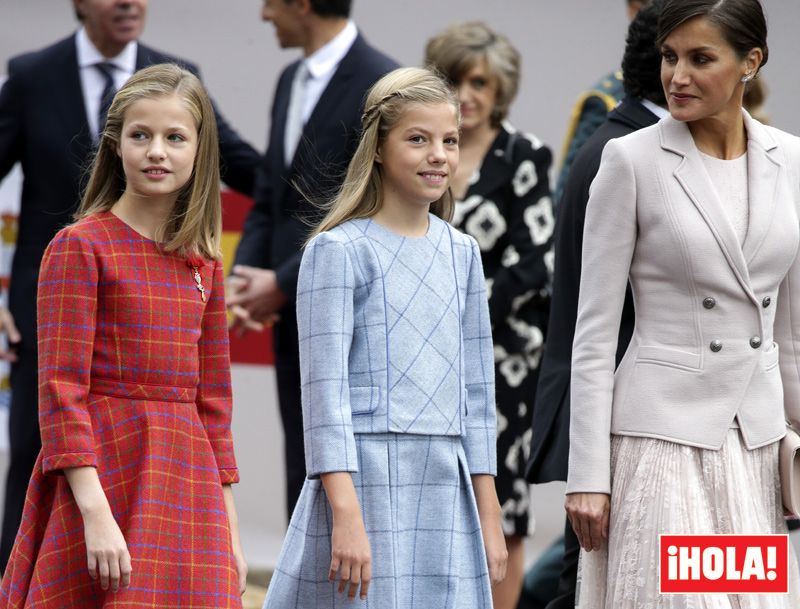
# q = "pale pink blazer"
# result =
<box><xmin>568</xmin><ymin>110</ymin><xmax>800</xmax><ymax>494</ymax></box>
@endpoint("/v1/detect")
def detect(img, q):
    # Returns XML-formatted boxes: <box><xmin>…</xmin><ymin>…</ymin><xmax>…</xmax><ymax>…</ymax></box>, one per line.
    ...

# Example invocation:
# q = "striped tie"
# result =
<box><xmin>95</xmin><ymin>62</ymin><xmax>116</xmax><ymax>138</ymax></box>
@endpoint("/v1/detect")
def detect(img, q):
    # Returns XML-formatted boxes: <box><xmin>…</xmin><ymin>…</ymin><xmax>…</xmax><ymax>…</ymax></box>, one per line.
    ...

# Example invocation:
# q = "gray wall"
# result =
<box><xmin>5</xmin><ymin>1</ymin><xmax>798</xmax><ymax>162</ymax></box>
<box><xmin>2</xmin><ymin>0</ymin><xmax>800</xmax><ymax>569</ymax></box>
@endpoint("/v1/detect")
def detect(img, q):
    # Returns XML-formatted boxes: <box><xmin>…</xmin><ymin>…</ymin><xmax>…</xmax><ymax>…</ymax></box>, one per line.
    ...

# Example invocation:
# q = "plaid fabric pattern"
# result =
<box><xmin>263</xmin><ymin>434</ymin><xmax>492</xmax><ymax>609</ymax></box>
<box><xmin>267</xmin><ymin>216</ymin><xmax>496</xmax><ymax>607</ymax></box>
<box><xmin>296</xmin><ymin>215</ymin><xmax>496</xmax><ymax>479</ymax></box>
<box><xmin>0</xmin><ymin>212</ymin><xmax>241</xmax><ymax>608</ymax></box>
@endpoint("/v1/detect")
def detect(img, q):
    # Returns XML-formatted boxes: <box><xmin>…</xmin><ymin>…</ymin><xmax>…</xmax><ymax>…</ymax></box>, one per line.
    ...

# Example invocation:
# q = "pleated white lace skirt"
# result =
<box><xmin>576</xmin><ymin>429</ymin><xmax>800</xmax><ymax>609</ymax></box>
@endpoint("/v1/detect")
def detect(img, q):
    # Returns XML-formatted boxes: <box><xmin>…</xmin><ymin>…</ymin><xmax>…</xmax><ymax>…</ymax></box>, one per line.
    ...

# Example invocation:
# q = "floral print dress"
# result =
<box><xmin>452</xmin><ymin>125</ymin><xmax>555</xmax><ymax>536</ymax></box>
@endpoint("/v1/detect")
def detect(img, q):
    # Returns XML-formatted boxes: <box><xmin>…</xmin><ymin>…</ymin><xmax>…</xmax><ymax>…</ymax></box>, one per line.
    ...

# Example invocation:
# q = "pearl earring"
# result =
<box><xmin>741</xmin><ymin>72</ymin><xmax>753</xmax><ymax>83</ymax></box>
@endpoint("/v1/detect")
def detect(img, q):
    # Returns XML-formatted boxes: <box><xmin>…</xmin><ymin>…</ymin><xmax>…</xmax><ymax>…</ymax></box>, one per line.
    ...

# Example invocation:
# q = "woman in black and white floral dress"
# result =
<box><xmin>426</xmin><ymin>22</ymin><xmax>555</xmax><ymax>609</ymax></box>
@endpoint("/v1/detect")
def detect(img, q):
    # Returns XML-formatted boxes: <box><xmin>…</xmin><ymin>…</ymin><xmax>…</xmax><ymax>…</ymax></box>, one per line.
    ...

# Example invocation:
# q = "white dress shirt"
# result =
<box><xmin>75</xmin><ymin>27</ymin><xmax>137</xmax><ymax>138</ymax></box>
<box><xmin>298</xmin><ymin>20</ymin><xmax>358</xmax><ymax>124</ymax></box>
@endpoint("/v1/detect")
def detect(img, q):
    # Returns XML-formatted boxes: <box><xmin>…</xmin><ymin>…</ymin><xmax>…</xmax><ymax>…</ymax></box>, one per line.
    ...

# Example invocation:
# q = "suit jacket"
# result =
<box><xmin>234</xmin><ymin>34</ymin><xmax>398</xmax><ymax>306</ymax></box>
<box><xmin>526</xmin><ymin>98</ymin><xmax>658</xmax><ymax>484</ymax></box>
<box><xmin>567</xmin><ymin>110</ymin><xmax>800</xmax><ymax>494</ymax></box>
<box><xmin>296</xmin><ymin>216</ymin><xmax>497</xmax><ymax>478</ymax></box>
<box><xmin>0</xmin><ymin>34</ymin><xmax>260</xmax><ymax>350</ymax></box>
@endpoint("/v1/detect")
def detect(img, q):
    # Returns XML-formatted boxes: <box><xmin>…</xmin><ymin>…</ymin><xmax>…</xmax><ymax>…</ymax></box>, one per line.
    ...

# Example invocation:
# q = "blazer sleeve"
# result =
<box><xmin>233</xmin><ymin>158</ymin><xmax>273</xmax><ymax>269</ymax></box>
<box><xmin>0</xmin><ymin>60</ymin><xmax>24</xmax><ymax>180</ymax></box>
<box><xmin>214</xmin><ymin>100</ymin><xmax>260</xmax><ymax>197</ymax></box>
<box><xmin>296</xmin><ymin>233</ymin><xmax>358</xmax><ymax>478</ymax></box>
<box><xmin>567</xmin><ymin>138</ymin><xmax>637</xmax><ymax>495</ymax></box>
<box><xmin>461</xmin><ymin>238</ymin><xmax>498</xmax><ymax>475</ymax></box>
<box><xmin>196</xmin><ymin>259</ymin><xmax>239</xmax><ymax>484</ymax></box>
<box><xmin>774</xmin><ymin>136</ymin><xmax>800</xmax><ymax>429</ymax></box>
<box><xmin>37</xmin><ymin>228</ymin><xmax>98</xmax><ymax>474</ymax></box>
<box><xmin>488</xmin><ymin>141</ymin><xmax>554</xmax><ymax>327</ymax></box>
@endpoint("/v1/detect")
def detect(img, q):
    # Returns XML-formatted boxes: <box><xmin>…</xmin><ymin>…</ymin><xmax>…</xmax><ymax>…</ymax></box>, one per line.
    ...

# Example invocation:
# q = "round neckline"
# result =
<box><xmin>103</xmin><ymin>210</ymin><xmax>159</xmax><ymax>244</ymax></box>
<box><xmin>367</xmin><ymin>214</ymin><xmax>433</xmax><ymax>241</ymax></box>
<box><xmin>698</xmin><ymin>149</ymin><xmax>747</xmax><ymax>163</ymax></box>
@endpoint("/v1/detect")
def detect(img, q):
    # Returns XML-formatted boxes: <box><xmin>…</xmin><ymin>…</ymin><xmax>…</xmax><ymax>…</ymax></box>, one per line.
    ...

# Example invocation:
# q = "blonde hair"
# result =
<box><xmin>309</xmin><ymin>67</ymin><xmax>459</xmax><ymax>240</ymax></box>
<box><xmin>76</xmin><ymin>63</ymin><xmax>222</xmax><ymax>260</ymax></box>
<box><xmin>425</xmin><ymin>21</ymin><xmax>520</xmax><ymax>128</ymax></box>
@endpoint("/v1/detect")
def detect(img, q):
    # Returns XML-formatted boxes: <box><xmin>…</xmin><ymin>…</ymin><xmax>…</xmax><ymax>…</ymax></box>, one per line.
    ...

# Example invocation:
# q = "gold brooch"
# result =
<box><xmin>192</xmin><ymin>266</ymin><xmax>206</xmax><ymax>302</ymax></box>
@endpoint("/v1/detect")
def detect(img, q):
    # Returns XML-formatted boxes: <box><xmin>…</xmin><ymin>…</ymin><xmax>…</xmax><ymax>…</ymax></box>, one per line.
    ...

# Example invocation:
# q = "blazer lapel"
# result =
<box><xmin>49</xmin><ymin>36</ymin><xmax>93</xmax><ymax>158</ymax></box>
<box><xmin>659</xmin><ymin>115</ymin><xmax>756</xmax><ymax>303</ymax></box>
<box><xmin>741</xmin><ymin>111</ymin><xmax>780</xmax><ymax>266</ymax></box>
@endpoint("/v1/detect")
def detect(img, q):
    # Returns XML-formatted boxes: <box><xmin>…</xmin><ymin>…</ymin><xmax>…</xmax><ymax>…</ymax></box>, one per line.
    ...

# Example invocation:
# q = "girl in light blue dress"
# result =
<box><xmin>263</xmin><ymin>67</ymin><xmax>507</xmax><ymax>609</ymax></box>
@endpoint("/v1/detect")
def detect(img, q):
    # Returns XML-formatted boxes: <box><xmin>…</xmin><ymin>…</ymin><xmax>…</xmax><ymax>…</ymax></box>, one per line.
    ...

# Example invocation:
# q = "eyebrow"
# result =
<box><xmin>661</xmin><ymin>43</ymin><xmax>718</xmax><ymax>53</ymax></box>
<box><xmin>403</xmin><ymin>126</ymin><xmax>459</xmax><ymax>137</ymax></box>
<box><xmin>126</xmin><ymin>122</ymin><xmax>192</xmax><ymax>131</ymax></box>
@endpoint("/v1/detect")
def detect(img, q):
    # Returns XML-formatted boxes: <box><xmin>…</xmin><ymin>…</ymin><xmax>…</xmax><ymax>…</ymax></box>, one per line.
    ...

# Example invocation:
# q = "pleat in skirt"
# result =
<box><xmin>263</xmin><ymin>433</ymin><xmax>493</xmax><ymax>609</ymax></box>
<box><xmin>577</xmin><ymin>428</ymin><xmax>800</xmax><ymax>609</ymax></box>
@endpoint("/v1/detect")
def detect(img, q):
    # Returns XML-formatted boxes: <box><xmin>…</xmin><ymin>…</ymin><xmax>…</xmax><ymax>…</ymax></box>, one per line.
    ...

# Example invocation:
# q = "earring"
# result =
<box><xmin>741</xmin><ymin>72</ymin><xmax>753</xmax><ymax>83</ymax></box>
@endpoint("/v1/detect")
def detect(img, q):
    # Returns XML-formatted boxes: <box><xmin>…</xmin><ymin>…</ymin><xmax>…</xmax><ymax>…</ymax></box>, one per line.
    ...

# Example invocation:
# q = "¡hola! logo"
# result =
<box><xmin>659</xmin><ymin>534</ymin><xmax>789</xmax><ymax>594</ymax></box>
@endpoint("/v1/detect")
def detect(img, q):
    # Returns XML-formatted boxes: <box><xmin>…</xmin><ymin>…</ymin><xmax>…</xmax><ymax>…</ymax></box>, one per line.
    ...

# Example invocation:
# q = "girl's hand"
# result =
<box><xmin>320</xmin><ymin>472</ymin><xmax>372</xmax><ymax>601</ymax></box>
<box><xmin>221</xmin><ymin>484</ymin><xmax>248</xmax><ymax>595</ymax></box>
<box><xmin>82</xmin><ymin>507</ymin><xmax>132</xmax><ymax>592</ymax></box>
<box><xmin>63</xmin><ymin>467</ymin><xmax>132</xmax><ymax>591</ymax></box>
<box><xmin>472</xmin><ymin>474</ymin><xmax>508</xmax><ymax>586</ymax></box>
<box><xmin>565</xmin><ymin>492</ymin><xmax>610</xmax><ymax>551</ymax></box>
<box><xmin>329</xmin><ymin>508</ymin><xmax>372</xmax><ymax>601</ymax></box>
<box><xmin>480</xmin><ymin>510</ymin><xmax>508</xmax><ymax>586</ymax></box>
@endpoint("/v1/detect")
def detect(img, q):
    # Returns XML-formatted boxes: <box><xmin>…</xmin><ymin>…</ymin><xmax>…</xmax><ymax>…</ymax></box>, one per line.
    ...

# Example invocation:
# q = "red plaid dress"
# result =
<box><xmin>0</xmin><ymin>211</ymin><xmax>242</xmax><ymax>608</ymax></box>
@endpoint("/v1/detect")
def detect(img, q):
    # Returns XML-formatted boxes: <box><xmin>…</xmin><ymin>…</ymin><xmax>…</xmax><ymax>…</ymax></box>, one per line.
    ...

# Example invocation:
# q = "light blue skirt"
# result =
<box><xmin>263</xmin><ymin>433</ymin><xmax>493</xmax><ymax>609</ymax></box>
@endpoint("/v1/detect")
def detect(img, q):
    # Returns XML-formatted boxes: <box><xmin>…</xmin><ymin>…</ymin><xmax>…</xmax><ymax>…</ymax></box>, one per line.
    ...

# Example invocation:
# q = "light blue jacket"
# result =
<box><xmin>296</xmin><ymin>214</ymin><xmax>497</xmax><ymax>478</ymax></box>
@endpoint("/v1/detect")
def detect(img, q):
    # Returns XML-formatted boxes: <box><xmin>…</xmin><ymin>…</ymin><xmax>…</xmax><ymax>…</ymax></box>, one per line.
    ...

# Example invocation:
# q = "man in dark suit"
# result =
<box><xmin>519</xmin><ymin>2</ymin><xmax>667</xmax><ymax>607</ymax></box>
<box><xmin>227</xmin><ymin>0</ymin><xmax>397</xmax><ymax>519</ymax></box>
<box><xmin>0</xmin><ymin>0</ymin><xmax>260</xmax><ymax>571</ymax></box>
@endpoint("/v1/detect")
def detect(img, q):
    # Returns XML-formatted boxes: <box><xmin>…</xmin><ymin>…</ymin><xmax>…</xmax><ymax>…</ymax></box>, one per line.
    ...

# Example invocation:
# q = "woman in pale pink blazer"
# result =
<box><xmin>565</xmin><ymin>0</ymin><xmax>800</xmax><ymax>606</ymax></box>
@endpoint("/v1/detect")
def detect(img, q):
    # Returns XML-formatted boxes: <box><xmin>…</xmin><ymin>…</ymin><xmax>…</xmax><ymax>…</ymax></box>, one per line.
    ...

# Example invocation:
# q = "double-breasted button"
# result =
<box><xmin>750</xmin><ymin>336</ymin><xmax>762</xmax><ymax>349</ymax></box>
<box><xmin>710</xmin><ymin>340</ymin><xmax>723</xmax><ymax>352</ymax></box>
<box><xmin>703</xmin><ymin>297</ymin><xmax>716</xmax><ymax>309</ymax></box>
<box><xmin>762</xmin><ymin>296</ymin><xmax>772</xmax><ymax>308</ymax></box>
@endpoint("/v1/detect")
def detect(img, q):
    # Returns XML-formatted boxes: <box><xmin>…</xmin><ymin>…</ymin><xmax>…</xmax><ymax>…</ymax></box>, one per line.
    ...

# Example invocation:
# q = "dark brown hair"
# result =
<box><xmin>657</xmin><ymin>0</ymin><xmax>768</xmax><ymax>74</ymax></box>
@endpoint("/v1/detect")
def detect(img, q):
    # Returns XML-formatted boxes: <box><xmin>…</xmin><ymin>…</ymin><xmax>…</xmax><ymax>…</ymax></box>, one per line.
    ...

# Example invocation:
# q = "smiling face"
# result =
<box><xmin>74</xmin><ymin>0</ymin><xmax>147</xmax><ymax>57</ymax></box>
<box><xmin>660</xmin><ymin>15</ymin><xmax>759</xmax><ymax>126</ymax></box>
<box><xmin>456</xmin><ymin>59</ymin><xmax>499</xmax><ymax>133</ymax></box>
<box><xmin>117</xmin><ymin>94</ymin><xmax>198</xmax><ymax>207</ymax></box>
<box><xmin>376</xmin><ymin>101</ymin><xmax>460</xmax><ymax>213</ymax></box>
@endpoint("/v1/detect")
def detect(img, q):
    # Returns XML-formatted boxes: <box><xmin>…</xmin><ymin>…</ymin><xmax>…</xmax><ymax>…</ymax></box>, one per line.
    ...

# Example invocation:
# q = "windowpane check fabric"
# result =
<box><xmin>0</xmin><ymin>212</ymin><xmax>241</xmax><ymax>608</ymax></box>
<box><xmin>263</xmin><ymin>215</ymin><xmax>496</xmax><ymax>608</ymax></box>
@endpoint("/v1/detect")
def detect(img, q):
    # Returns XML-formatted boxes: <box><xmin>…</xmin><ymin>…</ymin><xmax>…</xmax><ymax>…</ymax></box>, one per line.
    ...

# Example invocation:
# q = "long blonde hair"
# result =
<box><xmin>76</xmin><ymin>63</ymin><xmax>222</xmax><ymax>260</ymax></box>
<box><xmin>309</xmin><ymin>67</ymin><xmax>459</xmax><ymax>241</ymax></box>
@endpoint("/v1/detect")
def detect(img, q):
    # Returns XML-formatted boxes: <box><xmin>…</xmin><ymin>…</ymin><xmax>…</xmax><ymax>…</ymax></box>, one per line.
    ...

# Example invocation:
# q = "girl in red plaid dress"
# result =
<box><xmin>0</xmin><ymin>64</ymin><xmax>246</xmax><ymax>608</ymax></box>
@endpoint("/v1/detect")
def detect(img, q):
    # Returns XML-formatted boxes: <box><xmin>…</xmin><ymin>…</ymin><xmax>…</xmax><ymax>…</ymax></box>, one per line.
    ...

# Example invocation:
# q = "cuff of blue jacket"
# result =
<box><xmin>304</xmin><ymin>426</ymin><xmax>359</xmax><ymax>479</ymax></box>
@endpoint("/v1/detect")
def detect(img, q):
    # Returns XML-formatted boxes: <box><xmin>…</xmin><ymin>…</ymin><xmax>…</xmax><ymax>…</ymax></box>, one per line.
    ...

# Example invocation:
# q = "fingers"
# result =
<box><xmin>330</xmin><ymin>556</ymin><xmax>371</xmax><ymax>600</ymax></box>
<box><xmin>0</xmin><ymin>309</ymin><xmax>20</xmax><ymax>344</ymax></box>
<box><xmin>228</xmin><ymin>305</ymin><xmax>265</xmax><ymax>335</ymax></box>
<box><xmin>120</xmin><ymin>552</ymin><xmax>133</xmax><ymax>589</ymax></box>
<box><xmin>88</xmin><ymin>550</ymin><xmax>131</xmax><ymax>591</ymax></box>
<box><xmin>360</xmin><ymin>561</ymin><xmax>371</xmax><ymax>600</ymax></box>
<box><xmin>98</xmin><ymin>555</ymin><xmax>110</xmax><ymax>590</ymax></box>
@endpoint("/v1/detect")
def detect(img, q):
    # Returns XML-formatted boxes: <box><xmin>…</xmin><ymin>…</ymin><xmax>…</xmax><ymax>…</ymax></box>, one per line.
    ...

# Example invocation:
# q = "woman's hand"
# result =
<box><xmin>82</xmin><ymin>507</ymin><xmax>132</xmax><ymax>591</ymax></box>
<box><xmin>565</xmin><ymin>492</ymin><xmax>610</xmax><ymax>551</ymax></box>
<box><xmin>472</xmin><ymin>474</ymin><xmax>509</xmax><ymax>586</ymax></box>
<box><xmin>222</xmin><ymin>485</ymin><xmax>248</xmax><ymax>594</ymax></box>
<box><xmin>321</xmin><ymin>472</ymin><xmax>372</xmax><ymax>601</ymax></box>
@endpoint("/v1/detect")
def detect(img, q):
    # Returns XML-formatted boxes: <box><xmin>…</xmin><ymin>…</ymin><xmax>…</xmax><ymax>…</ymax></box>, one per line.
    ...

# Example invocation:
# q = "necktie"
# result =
<box><xmin>95</xmin><ymin>62</ymin><xmax>116</xmax><ymax>138</ymax></box>
<box><xmin>284</xmin><ymin>62</ymin><xmax>309</xmax><ymax>167</ymax></box>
